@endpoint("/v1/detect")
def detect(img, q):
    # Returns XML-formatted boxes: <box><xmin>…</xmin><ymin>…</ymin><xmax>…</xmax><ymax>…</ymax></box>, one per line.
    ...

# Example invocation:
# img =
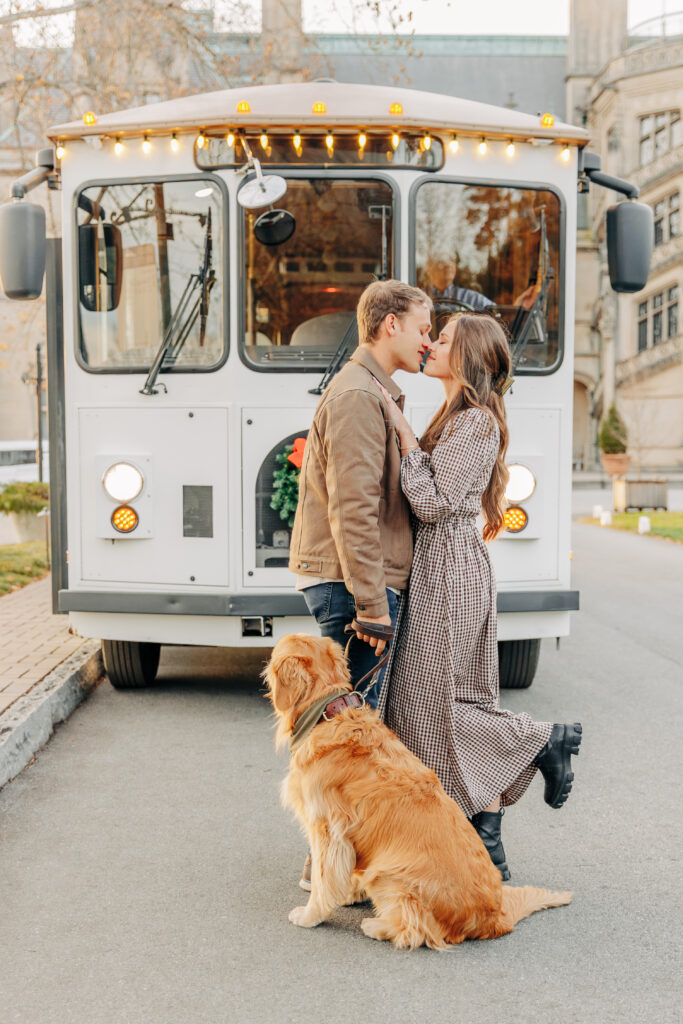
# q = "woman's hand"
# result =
<box><xmin>373</xmin><ymin>381</ymin><xmax>419</xmax><ymax>454</ymax></box>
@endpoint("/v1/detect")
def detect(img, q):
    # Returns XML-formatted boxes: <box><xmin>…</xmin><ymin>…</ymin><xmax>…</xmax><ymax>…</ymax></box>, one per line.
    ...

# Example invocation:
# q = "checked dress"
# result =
<box><xmin>378</xmin><ymin>407</ymin><xmax>552</xmax><ymax>818</ymax></box>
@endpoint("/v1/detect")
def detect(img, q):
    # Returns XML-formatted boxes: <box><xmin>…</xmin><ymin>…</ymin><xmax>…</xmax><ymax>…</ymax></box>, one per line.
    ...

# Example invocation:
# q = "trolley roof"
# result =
<box><xmin>48</xmin><ymin>81</ymin><xmax>588</xmax><ymax>144</ymax></box>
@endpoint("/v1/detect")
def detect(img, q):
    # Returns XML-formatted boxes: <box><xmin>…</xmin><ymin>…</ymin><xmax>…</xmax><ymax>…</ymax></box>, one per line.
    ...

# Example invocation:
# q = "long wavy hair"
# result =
<box><xmin>420</xmin><ymin>312</ymin><xmax>511</xmax><ymax>541</ymax></box>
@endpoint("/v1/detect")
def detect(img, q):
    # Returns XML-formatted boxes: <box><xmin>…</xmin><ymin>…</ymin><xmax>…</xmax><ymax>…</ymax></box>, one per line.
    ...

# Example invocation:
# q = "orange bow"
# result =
<box><xmin>287</xmin><ymin>436</ymin><xmax>307</xmax><ymax>469</ymax></box>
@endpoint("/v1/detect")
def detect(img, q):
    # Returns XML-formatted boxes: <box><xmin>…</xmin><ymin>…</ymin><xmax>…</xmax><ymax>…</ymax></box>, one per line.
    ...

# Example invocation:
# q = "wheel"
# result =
<box><xmin>102</xmin><ymin>640</ymin><xmax>161</xmax><ymax>690</ymax></box>
<box><xmin>498</xmin><ymin>638</ymin><xmax>540</xmax><ymax>689</ymax></box>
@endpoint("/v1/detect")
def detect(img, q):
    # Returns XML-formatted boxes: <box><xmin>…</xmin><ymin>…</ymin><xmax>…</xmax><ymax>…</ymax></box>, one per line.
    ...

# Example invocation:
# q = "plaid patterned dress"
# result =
<box><xmin>378</xmin><ymin>407</ymin><xmax>552</xmax><ymax>817</ymax></box>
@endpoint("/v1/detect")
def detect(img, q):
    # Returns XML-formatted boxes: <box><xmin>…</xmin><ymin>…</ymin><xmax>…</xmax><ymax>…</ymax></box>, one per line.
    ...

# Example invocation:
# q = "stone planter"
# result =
<box><xmin>613</xmin><ymin>478</ymin><xmax>668</xmax><ymax>513</ymax></box>
<box><xmin>10</xmin><ymin>511</ymin><xmax>46</xmax><ymax>543</ymax></box>
<box><xmin>600</xmin><ymin>452</ymin><xmax>631</xmax><ymax>477</ymax></box>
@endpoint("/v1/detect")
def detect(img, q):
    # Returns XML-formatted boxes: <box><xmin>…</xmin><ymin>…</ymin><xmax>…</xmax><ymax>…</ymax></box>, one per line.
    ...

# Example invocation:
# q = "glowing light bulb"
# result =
<box><xmin>325</xmin><ymin>132</ymin><xmax>334</xmax><ymax>150</ymax></box>
<box><xmin>142</xmin><ymin>136</ymin><xmax>152</xmax><ymax>154</ymax></box>
<box><xmin>358</xmin><ymin>132</ymin><xmax>367</xmax><ymax>148</ymax></box>
<box><xmin>260</xmin><ymin>132</ymin><xmax>268</xmax><ymax>150</ymax></box>
<box><xmin>293</xmin><ymin>132</ymin><xmax>301</xmax><ymax>149</ymax></box>
<box><xmin>561</xmin><ymin>145</ymin><xmax>571</xmax><ymax>162</ymax></box>
<box><xmin>422</xmin><ymin>134</ymin><xmax>431</xmax><ymax>151</ymax></box>
<box><xmin>114</xmin><ymin>138</ymin><xmax>124</xmax><ymax>156</ymax></box>
<box><xmin>541</xmin><ymin>113</ymin><xmax>555</xmax><ymax>127</ymax></box>
<box><xmin>225</xmin><ymin>132</ymin><xmax>234</xmax><ymax>147</ymax></box>
<box><xmin>56</xmin><ymin>144</ymin><xmax>66</xmax><ymax>160</ymax></box>
<box><xmin>196</xmin><ymin>132</ymin><xmax>206</xmax><ymax>149</ymax></box>
<box><xmin>83</xmin><ymin>111</ymin><xmax>97</xmax><ymax>126</ymax></box>
<box><xmin>505</xmin><ymin>141</ymin><xmax>515</xmax><ymax>158</ymax></box>
<box><xmin>170</xmin><ymin>133</ymin><xmax>179</xmax><ymax>153</ymax></box>
<box><xmin>478</xmin><ymin>138</ymin><xmax>488</xmax><ymax>156</ymax></box>
<box><xmin>391</xmin><ymin>133</ymin><xmax>400</xmax><ymax>149</ymax></box>
<box><xmin>449</xmin><ymin>135</ymin><xmax>459</xmax><ymax>154</ymax></box>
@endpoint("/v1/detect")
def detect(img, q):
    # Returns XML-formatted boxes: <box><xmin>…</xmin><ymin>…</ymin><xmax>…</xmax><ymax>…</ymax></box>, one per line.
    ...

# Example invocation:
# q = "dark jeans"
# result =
<box><xmin>302</xmin><ymin>582</ymin><xmax>399</xmax><ymax>710</ymax></box>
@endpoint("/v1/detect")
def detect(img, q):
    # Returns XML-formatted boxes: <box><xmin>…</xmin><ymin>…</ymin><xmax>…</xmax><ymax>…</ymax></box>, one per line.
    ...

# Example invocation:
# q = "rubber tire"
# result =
<box><xmin>498</xmin><ymin>638</ymin><xmax>541</xmax><ymax>689</ymax></box>
<box><xmin>102</xmin><ymin>640</ymin><xmax>161</xmax><ymax>690</ymax></box>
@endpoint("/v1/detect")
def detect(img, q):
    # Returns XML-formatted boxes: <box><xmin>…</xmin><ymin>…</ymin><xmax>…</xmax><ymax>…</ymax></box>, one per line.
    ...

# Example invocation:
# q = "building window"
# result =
<box><xmin>653</xmin><ymin>191</ymin><xmax>679</xmax><ymax>246</ymax></box>
<box><xmin>639</xmin><ymin>111</ymin><xmax>681</xmax><ymax>167</ymax></box>
<box><xmin>636</xmin><ymin>286</ymin><xmax>679</xmax><ymax>352</ymax></box>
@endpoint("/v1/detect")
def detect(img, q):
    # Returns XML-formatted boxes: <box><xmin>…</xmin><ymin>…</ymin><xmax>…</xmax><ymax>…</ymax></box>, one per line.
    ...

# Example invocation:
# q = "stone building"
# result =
<box><xmin>568</xmin><ymin>0</ymin><xmax>683</xmax><ymax>471</ymax></box>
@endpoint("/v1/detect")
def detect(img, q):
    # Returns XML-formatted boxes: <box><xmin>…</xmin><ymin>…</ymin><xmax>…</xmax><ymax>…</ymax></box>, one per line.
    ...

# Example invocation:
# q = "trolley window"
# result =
<box><xmin>76</xmin><ymin>177</ymin><xmax>225</xmax><ymax>372</ymax></box>
<box><xmin>413</xmin><ymin>181</ymin><xmax>563</xmax><ymax>371</ymax></box>
<box><xmin>240</xmin><ymin>177</ymin><xmax>395</xmax><ymax>371</ymax></box>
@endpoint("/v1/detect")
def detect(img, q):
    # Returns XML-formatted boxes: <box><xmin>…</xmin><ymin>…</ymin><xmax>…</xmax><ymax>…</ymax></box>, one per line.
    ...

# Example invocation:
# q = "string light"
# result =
<box><xmin>561</xmin><ymin>145</ymin><xmax>571</xmax><ymax>162</ymax></box>
<box><xmin>449</xmin><ymin>134</ymin><xmax>459</xmax><ymax>154</ymax></box>
<box><xmin>358</xmin><ymin>132</ymin><xmax>367</xmax><ymax>148</ymax></box>
<box><xmin>142</xmin><ymin>135</ymin><xmax>152</xmax><ymax>154</ymax></box>
<box><xmin>260</xmin><ymin>132</ymin><xmax>268</xmax><ymax>150</ymax></box>
<box><xmin>196</xmin><ymin>131</ymin><xmax>206</xmax><ymax>149</ymax></box>
<box><xmin>56</xmin><ymin>144</ymin><xmax>66</xmax><ymax>160</ymax></box>
<box><xmin>391</xmin><ymin>132</ymin><xmax>400</xmax><ymax>150</ymax></box>
<box><xmin>226</xmin><ymin>132</ymin><xmax>235</xmax><ymax>147</ymax></box>
<box><xmin>478</xmin><ymin>137</ymin><xmax>488</xmax><ymax>155</ymax></box>
<box><xmin>170</xmin><ymin>133</ymin><xmax>180</xmax><ymax>153</ymax></box>
<box><xmin>293</xmin><ymin>132</ymin><xmax>301</xmax><ymax>149</ymax></box>
<box><xmin>325</xmin><ymin>132</ymin><xmax>334</xmax><ymax>151</ymax></box>
<box><xmin>114</xmin><ymin>138</ymin><xmax>124</xmax><ymax>156</ymax></box>
<box><xmin>505</xmin><ymin>140</ymin><xmax>515</xmax><ymax>158</ymax></box>
<box><xmin>422</xmin><ymin>133</ymin><xmax>432</xmax><ymax>151</ymax></box>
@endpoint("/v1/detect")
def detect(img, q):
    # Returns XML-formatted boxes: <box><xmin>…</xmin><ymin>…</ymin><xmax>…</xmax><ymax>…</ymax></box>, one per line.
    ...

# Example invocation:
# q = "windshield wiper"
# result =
<box><xmin>140</xmin><ymin>209</ymin><xmax>216</xmax><ymax>396</ymax></box>
<box><xmin>308</xmin><ymin>316</ymin><xmax>359</xmax><ymax>396</ymax></box>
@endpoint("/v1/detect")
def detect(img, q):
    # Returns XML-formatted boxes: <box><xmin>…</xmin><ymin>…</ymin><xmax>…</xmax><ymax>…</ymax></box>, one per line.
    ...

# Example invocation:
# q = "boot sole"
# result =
<box><xmin>545</xmin><ymin>722</ymin><xmax>582</xmax><ymax>809</ymax></box>
<box><xmin>299</xmin><ymin>878</ymin><xmax>312</xmax><ymax>892</ymax></box>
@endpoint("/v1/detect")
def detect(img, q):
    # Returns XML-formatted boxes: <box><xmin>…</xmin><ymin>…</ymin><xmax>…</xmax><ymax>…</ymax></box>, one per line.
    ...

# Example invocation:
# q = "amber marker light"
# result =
<box><xmin>237</xmin><ymin>100</ymin><xmax>250</xmax><ymax>113</ymax></box>
<box><xmin>541</xmin><ymin>113</ymin><xmax>555</xmax><ymax>127</ymax></box>
<box><xmin>142</xmin><ymin>135</ymin><xmax>152</xmax><ymax>154</ymax></box>
<box><xmin>313</xmin><ymin>101</ymin><xmax>326</xmax><ymax>114</ymax></box>
<box><xmin>114</xmin><ymin>138</ymin><xmax>124</xmax><ymax>156</ymax></box>
<box><xmin>478</xmin><ymin>137</ymin><xmax>488</xmax><ymax>155</ymax></box>
<box><xmin>505</xmin><ymin>140</ymin><xmax>515</xmax><ymax>157</ymax></box>
<box><xmin>111</xmin><ymin>505</ymin><xmax>139</xmax><ymax>534</ymax></box>
<box><xmin>389</xmin><ymin>102</ymin><xmax>403</xmax><ymax>115</ymax></box>
<box><xmin>504</xmin><ymin>506</ymin><xmax>528</xmax><ymax>533</ymax></box>
<box><xmin>83</xmin><ymin>111</ymin><xmax>97</xmax><ymax>126</ymax></box>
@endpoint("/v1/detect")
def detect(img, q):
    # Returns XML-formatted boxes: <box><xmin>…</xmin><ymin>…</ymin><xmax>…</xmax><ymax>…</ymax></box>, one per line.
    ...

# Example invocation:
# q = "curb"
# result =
<box><xmin>0</xmin><ymin>640</ymin><xmax>103</xmax><ymax>790</ymax></box>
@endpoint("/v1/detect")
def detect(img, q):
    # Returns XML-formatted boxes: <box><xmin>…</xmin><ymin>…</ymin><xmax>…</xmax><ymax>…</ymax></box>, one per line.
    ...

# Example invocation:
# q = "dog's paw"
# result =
<box><xmin>289</xmin><ymin>905</ymin><xmax>320</xmax><ymax>928</ymax></box>
<box><xmin>361</xmin><ymin>916</ymin><xmax>390</xmax><ymax>942</ymax></box>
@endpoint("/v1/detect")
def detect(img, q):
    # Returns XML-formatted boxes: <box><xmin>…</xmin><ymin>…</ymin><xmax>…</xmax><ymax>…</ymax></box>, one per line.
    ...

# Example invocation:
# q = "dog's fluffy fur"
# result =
<box><xmin>264</xmin><ymin>633</ymin><xmax>572</xmax><ymax>950</ymax></box>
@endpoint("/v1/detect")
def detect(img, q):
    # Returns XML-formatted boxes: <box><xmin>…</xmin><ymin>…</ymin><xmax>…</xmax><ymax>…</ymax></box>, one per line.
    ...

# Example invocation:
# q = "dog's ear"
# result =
<box><xmin>265</xmin><ymin>649</ymin><xmax>314</xmax><ymax>714</ymax></box>
<box><xmin>323</xmin><ymin>637</ymin><xmax>351</xmax><ymax>689</ymax></box>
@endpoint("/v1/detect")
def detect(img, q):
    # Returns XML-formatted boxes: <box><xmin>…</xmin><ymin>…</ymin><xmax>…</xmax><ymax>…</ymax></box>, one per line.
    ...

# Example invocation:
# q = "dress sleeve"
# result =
<box><xmin>400</xmin><ymin>408</ymin><xmax>498</xmax><ymax>523</ymax></box>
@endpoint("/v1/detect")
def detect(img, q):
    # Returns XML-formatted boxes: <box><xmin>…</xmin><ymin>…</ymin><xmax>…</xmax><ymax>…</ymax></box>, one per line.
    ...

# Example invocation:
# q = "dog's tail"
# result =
<box><xmin>500</xmin><ymin>885</ymin><xmax>573</xmax><ymax>928</ymax></box>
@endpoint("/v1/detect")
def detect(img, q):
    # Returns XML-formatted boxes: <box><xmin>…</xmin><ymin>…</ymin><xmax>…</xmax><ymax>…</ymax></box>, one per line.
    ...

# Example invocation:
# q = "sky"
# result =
<box><xmin>5</xmin><ymin>0</ymin><xmax>677</xmax><ymax>45</ymax></box>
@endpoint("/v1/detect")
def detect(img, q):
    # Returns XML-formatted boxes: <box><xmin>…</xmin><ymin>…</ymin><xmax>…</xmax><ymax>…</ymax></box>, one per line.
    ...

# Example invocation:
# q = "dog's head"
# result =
<box><xmin>263</xmin><ymin>633</ymin><xmax>351</xmax><ymax>747</ymax></box>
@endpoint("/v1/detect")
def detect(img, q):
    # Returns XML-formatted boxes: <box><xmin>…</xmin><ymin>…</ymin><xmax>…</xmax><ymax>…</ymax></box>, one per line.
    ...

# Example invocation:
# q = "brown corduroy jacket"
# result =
<box><xmin>289</xmin><ymin>345</ymin><xmax>413</xmax><ymax>617</ymax></box>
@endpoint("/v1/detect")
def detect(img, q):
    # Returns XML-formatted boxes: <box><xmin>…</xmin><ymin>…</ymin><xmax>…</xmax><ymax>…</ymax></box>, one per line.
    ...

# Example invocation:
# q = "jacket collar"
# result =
<box><xmin>350</xmin><ymin>345</ymin><xmax>405</xmax><ymax>407</ymax></box>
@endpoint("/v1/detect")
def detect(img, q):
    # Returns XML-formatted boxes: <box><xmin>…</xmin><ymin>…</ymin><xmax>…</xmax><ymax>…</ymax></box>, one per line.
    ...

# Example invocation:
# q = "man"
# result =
<box><xmin>289</xmin><ymin>279</ymin><xmax>433</xmax><ymax>890</ymax></box>
<box><xmin>422</xmin><ymin>256</ymin><xmax>494</xmax><ymax>313</ymax></box>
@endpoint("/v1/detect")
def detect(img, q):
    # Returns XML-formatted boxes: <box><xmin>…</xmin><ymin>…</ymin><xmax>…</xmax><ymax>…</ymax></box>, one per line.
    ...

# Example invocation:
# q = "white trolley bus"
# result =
<box><xmin>0</xmin><ymin>82</ymin><xmax>652</xmax><ymax>689</ymax></box>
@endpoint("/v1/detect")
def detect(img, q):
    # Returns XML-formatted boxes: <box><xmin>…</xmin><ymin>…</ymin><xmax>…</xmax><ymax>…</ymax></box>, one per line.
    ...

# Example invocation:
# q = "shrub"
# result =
<box><xmin>0</xmin><ymin>480</ymin><xmax>50</xmax><ymax>515</ymax></box>
<box><xmin>598</xmin><ymin>404</ymin><xmax>628</xmax><ymax>454</ymax></box>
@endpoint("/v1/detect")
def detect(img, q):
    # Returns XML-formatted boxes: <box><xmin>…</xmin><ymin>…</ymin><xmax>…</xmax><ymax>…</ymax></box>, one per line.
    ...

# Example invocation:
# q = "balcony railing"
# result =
<box><xmin>627</xmin><ymin>12</ymin><xmax>683</xmax><ymax>51</ymax></box>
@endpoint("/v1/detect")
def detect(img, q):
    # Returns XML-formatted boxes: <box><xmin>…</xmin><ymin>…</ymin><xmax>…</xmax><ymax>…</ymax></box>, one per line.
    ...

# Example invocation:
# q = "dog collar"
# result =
<box><xmin>289</xmin><ymin>690</ymin><xmax>365</xmax><ymax>755</ymax></box>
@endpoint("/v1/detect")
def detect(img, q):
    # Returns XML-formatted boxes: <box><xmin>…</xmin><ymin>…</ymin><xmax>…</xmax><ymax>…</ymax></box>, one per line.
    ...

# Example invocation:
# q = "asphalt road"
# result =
<box><xmin>1</xmin><ymin>522</ymin><xmax>681</xmax><ymax>1024</ymax></box>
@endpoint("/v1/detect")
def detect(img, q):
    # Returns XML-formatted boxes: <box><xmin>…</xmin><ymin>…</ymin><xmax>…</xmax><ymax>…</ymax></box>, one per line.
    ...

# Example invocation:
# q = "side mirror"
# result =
<box><xmin>0</xmin><ymin>201</ymin><xmax>46</xmax><ymax>300</ymax></box>
<box><xmin>606</xmin><ymin>201</ymin><xmax>653</xmax><ymax>293</ymax></box>
<box><xmin>78</xmin><ymin>222</ymin><xmax>123</xmax><ymax>311</ymax></box>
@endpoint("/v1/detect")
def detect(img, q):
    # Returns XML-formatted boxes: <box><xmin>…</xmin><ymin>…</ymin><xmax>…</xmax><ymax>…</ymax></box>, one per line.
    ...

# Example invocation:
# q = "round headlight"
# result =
<box><xmin>103</xmin><ymin>462</ymin><xmax>144</xmax><ymax>502</ymax></box>
<box><xmin>505</xmin><ymin>464</ymin><xmax>536</xmax><ymax>503</ymax></box>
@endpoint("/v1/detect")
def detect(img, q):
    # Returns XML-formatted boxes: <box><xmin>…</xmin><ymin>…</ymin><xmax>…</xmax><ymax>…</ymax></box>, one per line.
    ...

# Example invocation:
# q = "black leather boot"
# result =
<box><xmin>470</xmin><ymin>809</ymin><xmax>511</xmax><ymax>881</ymax></box>
<box><xmin>533</xmin><ymin>722</ymin><xmax>583</xmax><ymax>808</ymax></box>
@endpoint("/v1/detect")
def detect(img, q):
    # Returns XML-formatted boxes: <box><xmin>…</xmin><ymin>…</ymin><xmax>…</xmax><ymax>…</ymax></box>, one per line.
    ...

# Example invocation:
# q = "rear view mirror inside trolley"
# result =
<box><xmin>0</xmin><ymin>83</ymin><xmax>653</xmax><ymax>691</ymax></box>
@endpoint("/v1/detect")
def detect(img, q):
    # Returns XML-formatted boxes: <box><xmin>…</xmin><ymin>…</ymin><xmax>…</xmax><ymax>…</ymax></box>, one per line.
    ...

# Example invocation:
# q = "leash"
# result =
<box><xmin>343</xmin><ymin>619</ymin><xmax>394</xmax><ymax>700</ymax></box>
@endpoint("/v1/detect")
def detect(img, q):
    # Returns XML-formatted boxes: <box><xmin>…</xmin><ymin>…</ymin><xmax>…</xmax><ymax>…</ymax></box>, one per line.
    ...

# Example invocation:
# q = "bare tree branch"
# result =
<box><xmin>0</xmin><ymin>1</ymin><xmax>96</xmax><ymax>27</ymax></box>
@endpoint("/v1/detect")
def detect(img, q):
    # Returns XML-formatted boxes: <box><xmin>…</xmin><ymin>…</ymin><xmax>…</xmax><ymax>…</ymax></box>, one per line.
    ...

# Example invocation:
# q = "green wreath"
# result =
<box><xmin>270</xmin><ymin>439</ymin><xmax>305</xmax><ymax>528</ymax></box>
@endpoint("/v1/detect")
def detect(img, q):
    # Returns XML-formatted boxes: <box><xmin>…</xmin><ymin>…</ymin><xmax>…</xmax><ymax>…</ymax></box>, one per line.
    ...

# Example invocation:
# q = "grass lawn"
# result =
<box><xmin>578</xmin><ymin>510</ymin><xmax>683</xmax><ymax>543</ymax></box>
<box><xmin>0</xmin><ymin>541</ymin><xmax>50</xmax><ymax>596</ymax></box>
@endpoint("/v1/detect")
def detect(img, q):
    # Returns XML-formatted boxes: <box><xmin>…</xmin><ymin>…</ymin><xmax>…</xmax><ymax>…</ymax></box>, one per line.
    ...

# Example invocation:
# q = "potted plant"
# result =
<box><xmin>0</xmin><ymin>481</ymin><xmax>50</xmax><ymax>543</ymax></box>
<box><xmin>598</xmin><ymin>404</ymin><xmax>630</xmax><ymax>476</ymax></box>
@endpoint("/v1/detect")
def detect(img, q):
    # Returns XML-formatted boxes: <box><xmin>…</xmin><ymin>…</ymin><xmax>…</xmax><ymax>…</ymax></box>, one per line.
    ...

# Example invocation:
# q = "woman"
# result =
<box><xmin>375</xmin><ymin>312</ymin><xmax>582</xmax><ymax>880</ymax></box>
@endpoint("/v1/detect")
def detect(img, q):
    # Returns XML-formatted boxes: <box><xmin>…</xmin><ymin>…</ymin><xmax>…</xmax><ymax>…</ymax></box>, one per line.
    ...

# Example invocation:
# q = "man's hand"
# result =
<box><xmin>355</xmin><ymin>613</ymin><xmax>392</xmax><ymax>657</ymax></box>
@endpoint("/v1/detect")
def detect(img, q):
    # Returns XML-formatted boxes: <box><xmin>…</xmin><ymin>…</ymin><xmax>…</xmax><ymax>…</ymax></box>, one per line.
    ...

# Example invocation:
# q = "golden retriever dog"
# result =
<box><xmin>264</xmin><ymin>633</ymin><xmax>572</xmax><ymax>950</ymax></box>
